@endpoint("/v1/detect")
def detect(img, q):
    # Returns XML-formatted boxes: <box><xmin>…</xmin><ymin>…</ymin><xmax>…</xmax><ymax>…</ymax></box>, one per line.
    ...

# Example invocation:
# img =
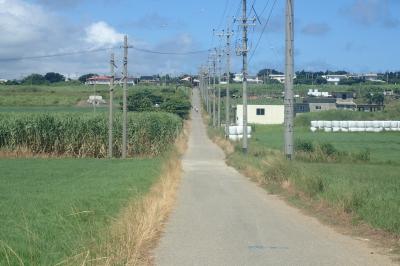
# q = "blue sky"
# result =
<box><xmin>0</xmin><ymin>0</ymin><xmax>399</xmax><ymax>78</ymax></box>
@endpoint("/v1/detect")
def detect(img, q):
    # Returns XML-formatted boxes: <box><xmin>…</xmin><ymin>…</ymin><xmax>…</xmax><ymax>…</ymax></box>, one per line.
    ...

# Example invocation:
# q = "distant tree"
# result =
<box><xmin>5</xmin><ymin>79</ymin><xmax>20</xmax><ymax>85</ymax></box>
<box><xmin>78</xmin><ymin>73</ymin><xmax>98</xmax><ymax>83</ymax></box>
<box><xmin>44</xmin><ymin>72</ymin><xmax>65</xmax><ymax>83</ymax></box>
<box><xmin>257</xmin><ymin>68</ymin><xmax>283</xmax><ymax>77</ymax></box>
<box><xmin>22</xmin><ymin>74</ymin><xmax>47</xmax><ymax>85</ymax></box>
<box><xmin>315</xmin><ymin>76</ymin><xmax>327</xmax><ymax>85</ymax></box>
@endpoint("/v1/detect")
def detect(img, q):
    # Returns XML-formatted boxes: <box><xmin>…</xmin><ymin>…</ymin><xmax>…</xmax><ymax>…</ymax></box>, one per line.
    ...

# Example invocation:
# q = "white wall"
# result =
<box><xmin>236</xmin><ymin>105</ymin><xmax>284</xmax><ymax>125</ymax></box>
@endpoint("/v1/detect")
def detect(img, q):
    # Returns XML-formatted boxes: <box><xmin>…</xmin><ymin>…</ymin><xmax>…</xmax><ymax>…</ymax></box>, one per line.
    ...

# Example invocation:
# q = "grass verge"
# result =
<box><xmin>207</xmin><ymin>122</ymin><xmax>400</xmax><ymax>260</ymax></box>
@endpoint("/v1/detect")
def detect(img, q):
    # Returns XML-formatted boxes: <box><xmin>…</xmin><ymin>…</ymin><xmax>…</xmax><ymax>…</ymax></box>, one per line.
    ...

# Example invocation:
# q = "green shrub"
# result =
<box><xmin>320</xmin><ymin>143</ymin><xmax>337</xmax><ymax>156</ymax></box>
<box><xmin>295</xmin><ymin>139</ymin><xmax>314</xmax><ymax>152</ymax></box>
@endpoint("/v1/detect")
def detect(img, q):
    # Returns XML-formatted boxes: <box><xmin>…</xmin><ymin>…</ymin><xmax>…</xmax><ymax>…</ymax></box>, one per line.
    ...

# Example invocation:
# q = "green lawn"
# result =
<box><xmin>0</xmin><ymin>158</ymin><xmax>162</xmax><ymax>265</ymax></box>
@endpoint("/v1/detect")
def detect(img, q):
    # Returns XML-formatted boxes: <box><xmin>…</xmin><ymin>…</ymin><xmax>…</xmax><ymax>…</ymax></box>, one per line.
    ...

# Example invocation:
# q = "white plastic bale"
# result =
<box><xmin>311</xmin><ymin>121</ymin><xmax>317</xmax><ymax>128</ymax></box>
<box><xmin>348</xmin><ymin>121</ymin><xmax>357</xmax><ymax>128</ymax></box>
<box><xmin>332</xmin><ymin>121</ymin><xmax>340</xmax><ymax>127</ymax></box>
<box><xmin>365</xmin><ymin>121</ymin><xmax>374</xmax><ymax>128</ymax></box>
<box><xmin>373</xmin><ymin>128</ymin><xmax>383</xmax><ymax>133</ymax></box>
<box><xmin>340</xmin><ymin>121</ymin><xmax>349</xmax><ymax>128</ymax></box>
<box><xmin>236</xmin><ymin>126</ymin><xmax>243</xmax><ymax>134</ymax></box>
<box><xmin>349</xmin><ymin>128</ymin><xmax>358</xmax><ymax>132</ymax></box>
<box><xmin>366</xmin><ymin>128</ymin><xmax>375</xmax><ymax>132</ymax></box>
<box><xmin>390</xmin><ymin>121</ymin><xmax>398</xmax><ymax>129</ymax></box>
<box><xmin>340</xmin><ymin>128</ymin><xmax>349</xmax><ymax>132</ymax></box>
<box><xmin>247</xmin><ymin>126</ymin><xmax>252</xmax><ymax>134</ymax></box>
<box><xmin>356</xmin><ymin>121</ymin><xmax>365</xmax><ymax>128</ymax></box>
<box><xmin>229</xmin><ymin>126</ymin><xmax>237</xmax><ymax>135</ymax></box>
<box><xmin>324</xmin><ymin>121</ymin><xmax>332</xmax><ymax>128</ymax></box>
<box><xmin>332</xmin><ymin>127</ymin><xmax>340</xmax><ymax>132</ymax></box>
<box><xmin>229</xmin><ymin>135</ymin><xmax>238</xmax><ymax>141</ymax></box>
<box><xmin>310</xmin><ymin>127</ymin><xmax>317</xmax><ymax>132</ymax></box>
<box><xmin>317</xmin><ymin>121</ymin><xmax>324</xmax><ymax>128</ymax></box>
<box><xmin>324</xmin><ymin>127</ymin><xmax>332</xmax><ymax>132</ymax></box>
<box><xmin>383</xmin><ymin>121</ymin><xmax>391</xmax><ymax>128</ymax></box>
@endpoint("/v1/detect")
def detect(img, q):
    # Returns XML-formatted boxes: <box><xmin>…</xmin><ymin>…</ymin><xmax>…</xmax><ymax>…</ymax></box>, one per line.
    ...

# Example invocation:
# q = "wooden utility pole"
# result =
<box><xmin>284</xmin><ymin>0</ymin><xmax>294</xmax><ymax>159</ymax></box>
<box><xmin>108</xmin><ymin>53</ymin><xmax>115</xmax><ymax>158</ymax></box>
<box><xmin>122</xmin><ymin>35</ymin><xmax>128</xmax><ymax>159</ymax></box>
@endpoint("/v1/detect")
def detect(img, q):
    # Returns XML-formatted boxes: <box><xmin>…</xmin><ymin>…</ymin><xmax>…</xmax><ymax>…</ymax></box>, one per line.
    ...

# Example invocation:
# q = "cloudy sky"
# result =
<box><xmin>0</xmin><ymin>0</ymin><xmax>399</xmax><ymax>79</ymax></box>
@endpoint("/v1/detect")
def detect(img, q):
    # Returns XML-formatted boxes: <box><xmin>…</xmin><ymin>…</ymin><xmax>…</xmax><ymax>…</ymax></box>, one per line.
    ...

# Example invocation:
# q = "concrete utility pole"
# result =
<box><xmin>207</xmin><ymin>65</ymin><xmax>211</xmax><ymax>114</ymax></box>
<box><xmin>212</xmin><ymin>54</ymin><xmax>217</xmax><ymax>127</ymax></box>
<box><xmin>122</xmin><ymin>35</ymin><xmax>128</xmax><ymax>159</ymax></box>
<box><xmin>284</xmin><ymin>0</ymin><xmax>294</xmax><ymax>160</ymax></box>
<box><xmin>240</xmin><ymin>0</ymin><xmax>251</xmax><ymax>153</ymax></box>
<box><xmin>217</xmin><ymin>27</ymin><xmax>233</xmax><ymax>136</ymax></box>
<box><xmin>217</xmin><ymin>49</ymin><xmax>222</xmax><ymax>127</ymax></box>
<box><xmin>108</xmin><ymin>53</ymin><xmax>115</xmax><ymax>159</ymax></box>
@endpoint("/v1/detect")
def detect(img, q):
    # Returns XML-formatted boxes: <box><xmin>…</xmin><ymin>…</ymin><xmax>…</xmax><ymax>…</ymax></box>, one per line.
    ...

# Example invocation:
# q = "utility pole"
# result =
<box><xmin>122</xmin><ymin>35</ymin><xmax>128</xmax><ymax>159</ymax></box>
<box><xmin>237</xmin><ymin>0</ymin><xmax>254</xmax><ymax>153</ymax></box>
<box><xmin>108</xmin><ymin>53</ymin><xmax>115</xmax><ymax>159</ymax></box>
<box><xmin>217</xmin><ymin>27</ymin><xmax>233</xmax><ymax>136</ymax></box>
<box><xmin>217</xmin><ymin>49</ymin><xmax>222</xmax><ymax>127</ymax></box>
<box><xmin>284</xmin><ymin>0</ymin><xmax>294</xmax><ymax>160</ymax></box>
<box><xmin>212</xmin><ymin>54</ymin><xmax>217</xmax><ymax>127</ymax></box>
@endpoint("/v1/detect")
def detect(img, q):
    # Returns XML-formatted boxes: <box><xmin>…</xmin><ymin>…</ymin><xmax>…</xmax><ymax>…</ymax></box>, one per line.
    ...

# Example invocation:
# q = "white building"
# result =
<box><xmin>268</xmin><ymin>74</ymin><xmax>297</xmax><ymax>84</ymax></box>
<box><xmin>321</xmin><ymin>74</ymin><xmax>348</xmax><ymax>85</ymax></box>
<box><xmin>307</xmin><ymin>89</ymin><xmax>331</xmax><ymax>97</ymax></box>
<box><xmin>0</xmin><ymin>79</ymin><xmax>8</xmax><ymax>84</ymax></box>
<box><xmin>236</xmin><ymin>104</ymin><xmax>284</xmax><ymax>125</ymax></box>
<box><xmin>233</xmin><ymin>73</ymin><xmax>263</xmax><ymax>84</ymax></box>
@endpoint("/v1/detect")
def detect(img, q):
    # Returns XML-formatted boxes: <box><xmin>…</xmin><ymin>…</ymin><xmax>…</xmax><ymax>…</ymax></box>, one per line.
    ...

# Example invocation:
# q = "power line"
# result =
<box><xmin>0</xmin><ymin>47</ymin><xmax>118</xmax><ymax>62</ymax></box>
<box><xmin>130</xmin><ymin>46</ymin><xmax>211</xmax><ymax>55</ymax></box>
<box><xmin>248</xmin><ymin>0</ymin><xmax>278</xmax><ymax>63</ymax></box>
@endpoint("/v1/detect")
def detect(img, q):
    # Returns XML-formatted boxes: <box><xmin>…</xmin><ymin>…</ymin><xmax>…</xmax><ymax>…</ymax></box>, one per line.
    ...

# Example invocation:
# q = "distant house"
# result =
<box><xmin>268</xmin><ymin>74</ymin><xmax>297</xmax><ymax>84</ymax></box>
<box><xmin>269</xmin><ymin>74</ymin><xmax>286</xmax><ymax>83</ymax></box>
<box><xmin>0</xmin><ymin>78</ymin><xmax>8</xmax><ymax>84</ymax></box>
<box><xmin>233</xmin><ymin>73</ymin><xmax>263</xmax><ymax>84</ymax></box>
<box><xmin>85</xmin><ymin>76</ymin><xmax>135</xmax><ymax>85</ymax></box>
<box><xmin>332</xmin><ymin>92</ymin><xmax>356</xmax><ymax>110</ymax></box>
<box><xmin>140</xmin><ymin>76</ymin><xmax>160</xmax><ymax>84</ymax></box>
<box><xmin>321</xmin><ymin>74</ymin><xmax>347</xmax><ymax>85</ymax></box>
<box><xmin>304</xmin><ymin>97</ymin><xmax>337</xmax><ymax>112</ymax></box>
<box><xmin>236</xmin><ymin>104</ymin><xmax>284</xmax><ymax>125</ymax></box>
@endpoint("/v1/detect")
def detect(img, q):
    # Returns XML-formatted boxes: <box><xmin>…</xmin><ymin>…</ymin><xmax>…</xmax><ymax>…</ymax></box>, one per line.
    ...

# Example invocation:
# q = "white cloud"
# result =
<box><xmin>84</xmin><ymin>21</ymin><xmax>124</xmax><ymax>48</ymax></box>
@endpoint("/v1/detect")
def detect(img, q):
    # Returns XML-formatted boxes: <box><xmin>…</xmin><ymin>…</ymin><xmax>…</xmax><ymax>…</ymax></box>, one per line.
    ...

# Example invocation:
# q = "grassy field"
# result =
<box><xmin>252</xmin><ymin>125</ymin><xmax>400</xmax><ymax>163</ymax></box>
<box><xmin>0</xmin><ymin>158</ymin><xmax>163</xmax><ymax>265</ymax></box>
<box><xmin>209</xmin><ymin>106</ymin><xmax>400</xmax><ymax>235</ymax></box>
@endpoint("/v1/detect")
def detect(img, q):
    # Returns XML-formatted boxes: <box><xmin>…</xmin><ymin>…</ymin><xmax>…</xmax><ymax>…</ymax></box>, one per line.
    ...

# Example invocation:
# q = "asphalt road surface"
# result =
<box><xmin>154</xmin><ymin>89</ymin><xmax>395</xmax><ymax>266</ymax></box>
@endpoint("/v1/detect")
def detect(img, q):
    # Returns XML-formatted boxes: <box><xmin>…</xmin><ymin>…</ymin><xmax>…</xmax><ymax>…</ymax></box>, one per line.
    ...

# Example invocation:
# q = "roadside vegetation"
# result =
<box><xmin>0</xmin><ymin>82</ymin><xmax>191</xmax><ymax>264</ymax></box>
<box><xmin>207</xmin><ymin>104</ymin><xmax>400</xmax><ymax>239</ymax></box>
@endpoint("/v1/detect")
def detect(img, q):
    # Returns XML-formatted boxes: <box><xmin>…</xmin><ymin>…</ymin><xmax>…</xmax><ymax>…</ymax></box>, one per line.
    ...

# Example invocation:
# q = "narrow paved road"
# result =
<box><xmin>154</xmin><ymin>89</ymin><xmax>395</xmax><ymax>266</ymax></box>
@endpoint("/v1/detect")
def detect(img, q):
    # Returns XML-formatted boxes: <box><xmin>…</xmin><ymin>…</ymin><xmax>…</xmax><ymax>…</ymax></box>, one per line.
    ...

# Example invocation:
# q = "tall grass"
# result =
<box><xmin>0</xmin><ymin>112</ymin><xmax>182</xmax><ymax>157</ymax></box>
